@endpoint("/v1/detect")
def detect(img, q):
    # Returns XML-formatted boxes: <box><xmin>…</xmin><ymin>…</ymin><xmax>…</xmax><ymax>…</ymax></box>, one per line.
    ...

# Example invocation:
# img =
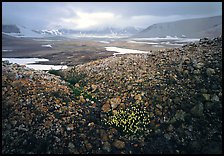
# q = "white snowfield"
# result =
<box><xmin>99</xmin><ymin>41</ymin><xmax>110</xmax><ymax>44</ymax></box>
<box><xmin>26</xmin><ymin>64</ymin><xmax>68</xmax><ymax>70</ymax></box>
<box><xmin>68</xmin><ymin>34</ymin><xmax>129</xmax><ymax>39</ymax></box>
<box><xmin>152</xmin><ymin>45</ymin><xmax>164</xmax><ymax>47</ymax></box>
<box><xmin>40</xmin><ymin>29</ymin><xmax>62</xmax><ymax>36</ymax></box>
<box><xmin>132</xmin><ymin>36</ymin><xmax>200</xmax><ymax>42</ymax></box>
<box><xmin>127</xmin><ymin>40</ymin><xmax>159</xmax><ymax>44</ymax></box>
<box><xmin>41</xmin><ymin>44</ymin><xmax>53</xmax><ymax>48</ymax></box>
<box><xmin>175</xmin><ymin>38</ymin><xmax>200</xmax><ymax>43</ymax></box>
<box><xmin>2</xmin><ymin>58</ymin><xmax>49</xmax><ymax>65</ymax></box>
<box><xmin>132</xmin><ymin>36</ymin><xmax>180</xmax><ymax>41</ymax></box>
<box><xmin>2</xmin><ymin>58</ymin><xmax>68</xmax><ymax>70</ymax></box>
<box><xmin>2</xmin><ymin>25</ymin><xmax>43</xmax><ymax>38</ymax></box>
<box><xmin>105</xmin><ymin>47</ymin><xmax>151</xmax><ymax>56</ymax></box>
<box><xmin>3</xmin><ymin>49</ymin><xmax>13</xmax><ymax>52</ymax></box>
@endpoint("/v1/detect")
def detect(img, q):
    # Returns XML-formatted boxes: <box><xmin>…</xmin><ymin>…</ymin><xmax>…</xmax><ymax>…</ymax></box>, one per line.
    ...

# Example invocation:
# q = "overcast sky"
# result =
<box><xmin>2</xmin><ymin>2</ymin><xmax>222</xmax><ymax>30</ymax></box>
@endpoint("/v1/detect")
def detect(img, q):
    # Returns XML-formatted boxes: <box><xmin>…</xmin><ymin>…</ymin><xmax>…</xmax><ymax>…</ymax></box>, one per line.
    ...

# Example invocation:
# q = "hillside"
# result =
<box><xmin>133</xmin><ymin>16</ymin><xmax>222</xmax><ymax>38</ymax></box>
<box><xmin>2</xmin><ymin>25</ymin><xmax>20</xmax><ymax>33</ymax></box>
<box><xmin>2</xmin><ymin>36</ymin><xmax>222</xmax><ymax>154</ymax></box>
<box><xmin>2</xmin><ymin>24</ymin><xmax>143</xmax><ymax>38</ymax></box>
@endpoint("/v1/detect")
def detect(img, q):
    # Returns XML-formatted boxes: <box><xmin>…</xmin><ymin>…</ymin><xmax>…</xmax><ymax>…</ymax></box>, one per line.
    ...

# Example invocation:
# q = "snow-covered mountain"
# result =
<box><xmin>2</xmin><ymin>24</ymin><xmax>143</xmax><ymax>38</ymax></box>
<box><xmin>58</xmin><ymin>26</ymin><xmax>143</xmax><ymax>38</ymax></box>
<box><xmin>133</xmin><ymin>16</ymin><xmax>222</xmax><ymax>38</ymax></box>
<box><xmin>34</xmin><ymin>29</ymin><xmax>62</xmax><ymax>36</ymax></box>
<box><xmin>2</xmin><ymin>25</ymin><xmax>20</xmax><ymax>33</ymax></box>
<box><xmin>2</xmin><ymin>25</ymin><xmax>43</xmax><ymax>38</ymax></box>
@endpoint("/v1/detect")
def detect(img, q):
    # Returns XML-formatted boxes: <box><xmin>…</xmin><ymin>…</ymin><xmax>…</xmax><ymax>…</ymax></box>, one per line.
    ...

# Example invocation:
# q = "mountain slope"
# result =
<box><xmin>2</xmin><ymin>25</ymin><xmax>20</xmax><ymax>33</ymax></box>
<box><xmin>2</xmin><ymin>24</ymin><xmax>143</xmax><ymax>38</ymax></box>
<box><xmin>2</xmin><ymin>25</ymin><xmax>43</xmax><ymax>38</ymax></box>
<box><xmin>134</xmin><ymin>16</ymin><xmax>222</xmax><ymax>38</ymax></box>
<box><xmin>2</xmin><ymin>36</ymin><xmax>222</xmax><ymax>154</ymax></box>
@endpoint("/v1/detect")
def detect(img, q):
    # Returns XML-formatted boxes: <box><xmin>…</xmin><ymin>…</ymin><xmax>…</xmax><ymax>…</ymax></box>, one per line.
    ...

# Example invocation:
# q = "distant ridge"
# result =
<box><xmin>133</xmin><ymin>16</ymin><xmax>222</xmax><ymax>38</ymax></box>
<box><xmin>2</xmin><ymin>24</ymin><xmax>143</xmax><ymax>38</ymax></box>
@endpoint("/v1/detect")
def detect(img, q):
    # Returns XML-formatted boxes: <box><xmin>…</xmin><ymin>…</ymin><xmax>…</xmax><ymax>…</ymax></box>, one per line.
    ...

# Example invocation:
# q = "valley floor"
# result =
<box><xmin>2</xmin><ymin>37</ymin><xmax>222</xmax><ymax>154</ymax></box>
<box><xmin>2</xmin><ymin>36</ymin><xmax>177</xmax><ymax>66</ymax></box>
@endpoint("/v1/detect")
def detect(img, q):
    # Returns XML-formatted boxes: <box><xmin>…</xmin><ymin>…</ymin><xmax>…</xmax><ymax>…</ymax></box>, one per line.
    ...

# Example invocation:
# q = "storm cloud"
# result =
<box><xmin>2</xmin><ymin>2</ymin><xmax>222</xmax><ymax>30</ymax></box>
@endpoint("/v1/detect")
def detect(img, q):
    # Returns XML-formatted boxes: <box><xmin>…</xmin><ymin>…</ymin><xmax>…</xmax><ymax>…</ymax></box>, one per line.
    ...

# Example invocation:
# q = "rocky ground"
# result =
<box><xmin>2</xmin><ymin>36</ymin><xmax>222</xmax><ymax>154</ymax></box>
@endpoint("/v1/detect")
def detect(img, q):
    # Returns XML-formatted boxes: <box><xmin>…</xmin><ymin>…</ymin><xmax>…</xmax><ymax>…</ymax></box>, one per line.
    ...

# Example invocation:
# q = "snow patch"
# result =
<box><xmin>133</xmin><ymin>36</ymin><xmax>179</xmax><ymax>41</ymax></box>
<box><xmin>33</xmin><ymin>39</ymin><xmax>60</xmax><ymax>42</ymax></box>
<box><xmin>105</xmin><ymin>47</ymin><xmax>150</xmax><ymax>56</ymax></box>
<box><xmin>68</xmin><ymin>34</ymin><xmax>129</xmax><ymax>39</ymax></box>
<box><xmin>2</xmin><ymin>58</ymin><xmax>67</xmax><ymax>70</ymax></box>
<box><xmin>3</xmin><ymin>25</ymin><xmax>43</xmax><ymax>38</ymax></box>
<box><xmin>160</xmin><ymin>42</ymin><xmax>184</xmax><ymax>46</ymax></box>
<box><xmin>2</xmin><ymin>58</ymin><xmax>49</xmax><ymax>65</ymax></box>
<box><xmin>41</xmin><ymin>44</ymin><xmax>52</xmax><ymax>48</ymax></box>
<box><xmin>176</xmin><ymin>38</ymin><xmax>200</xmax><ymax>43</ymax></box>
<box><xmin>99</xmin><ymin>41</ymin><xmax>110</xmax><ymax>44</ymax></box>
<box><xmin>152</xmin><ymin>45</ymin><xmax>164</xmax><ymax>47</ymax></box>
<box><xmin>40</xmin><ymin>29</ymin><xmax>62</xmax><ymax>36</ymax></box>
<box><xmin>2</xmin><ymin>49</ymin><xmax>13</xmax><ymax>52</ymax></box>
<box><xmin>133</xmin><ymin>36</ymin><xmax>200</xmax><ymax>43</ymax></box>
<box><xmin>127</xmin><ymin>40</ymin><xmax>158</xmax><ymax>45</ymax></box>
<box><xmin>26</xmin><ymin>64</ymin><xmax>68</xmax><ymax>70</ymax></box>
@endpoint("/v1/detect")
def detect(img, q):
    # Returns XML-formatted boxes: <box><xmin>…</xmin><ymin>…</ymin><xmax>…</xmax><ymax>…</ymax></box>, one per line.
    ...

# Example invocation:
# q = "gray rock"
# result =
<box><xmin>102</xmin><ymin>141</ymin><xmax>111</xmax><ymax>152</ymax></box>
<box><xmin>170</xmin><ymin>117</ymin><xmax>176</xmax><ymax>124</ymax></box>
<box><xmin>175</xmin><ymin>110</ymin><xmax>186</xmax><ymax>121</ymax></box>
<box><xmin>202</xmin><ymin>94</ymin><xmax>210</xmax><ymax>101</ymax></box>
<box><xmin>167</xmin><ymin>124</ymin><xmax>174</xmax><ymax>132</ymax></box>
<box><xmin>191</xmin><ymin>103</ymin><xmax>204</xmax><ymax>117</ymax></box>
<box><xmin>206</xmin><ymin>68</ymin><xmax>215</xmax><ymax>76</ymax></box>
<box><xmin>54</xmin><ymin>136</ymin><xmax>60</xmax><ymax>143</ymax></box>
<box><xmin>187</xmin><ymin>125</ymin><xmax>193</xmax><ymax>132</ymax></box>
<box><xmin>164</xmin><ymin>133</ymin><xmax>171</xmax><ymax>140</ymax></box>
<box><xmin>193</xmin><ymin>69</ymin><xmax>201</xmax><ymax>75</ymax></box>
<box><xmin>68</xmin><ymin>142</ymin><xmax>76</xmax><ymax>153</ymax></box>
<box><xmin>156</xmin><ymin>104</ymin><xmax>162</xmax><ymax>110</ymax></box>
<box><xmin>200</xmin><ymin>88</ymin><xmax>207</xmax><ymax>93</ymax></box>
<box><xmin>183</xmin><ymin>70</ymin><xmax>189</xmax><ymax>75</ymax></box>
<box><xmin>211</xmin><ymin>94</ymin><xmax>219</xmax><ymax>102</ymax></box>
<box><xmin>195</xmin><ymin>62</ymin><xmax>204</xmax><ymax>69</ymax></box>
<box><xmin>85</xmin><ymin>142</ymin><xmax>93</xmax><ymax>151</ymax></box>
<box><xmin>113</xmin><ymin>139</ymin><xmax>125</xmax><ymax>149</ymax></box>
<box><xmin>205</xmin><ymin>102</ymin><xmax>214</xmax><ymax>109</ymax></box>
<box><xmin>100</xmin><ymin>129</ymin><xmax>109</xmax><ymax>141</ymax></box>
<box><xmin>66</xmin><ymin>124</ymin><xmax>74</xmax><ymax>131</ymax></box>
<box><xmin>17</xmin><ymin>125</ymin><xmax>29</xmax><ymax>132</ymax></box>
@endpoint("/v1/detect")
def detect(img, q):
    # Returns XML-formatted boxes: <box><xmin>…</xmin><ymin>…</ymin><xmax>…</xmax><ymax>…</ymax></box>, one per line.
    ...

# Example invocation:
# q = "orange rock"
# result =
<box><xmin>79</xmin><ymin>96</ymin><xmax>86</xmax><ymax>103</ymax></box>
<box><xmin>134</xmin><ymin>94</ymin><xmax>142</xmax><ymax>101</ymax></box>
<box><xmin>75</xmin><ymin>83</ymin><xmax>80</xmax><ymax>88</ymax></box>
<box><xmin>91</xmin><ymin>103</ymin><xmax>97</xmax><ymax>108</ymax></box>
<box><xmin>113</xmin><ymin>139</ymin><xmax>125</xmax><ymax>149</ymax></box>
<box><xmin>101</xmin><ymin>103</ymin><xmax>111</xmax><ymax>113</ymax></box>
<box><xmin>91</xmin><ymin>84</ymin><xmax>97</xmax><ymax>92</ymax></box>
<box><xmin>110</xmin><ymin>97</ymin><xmax>121</xmax><ymax>109</ymax></box>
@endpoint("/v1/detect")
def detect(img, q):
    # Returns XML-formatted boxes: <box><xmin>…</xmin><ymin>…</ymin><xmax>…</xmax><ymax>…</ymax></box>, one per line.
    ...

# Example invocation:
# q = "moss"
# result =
<box><xmin>49</xmin><ymin>68</ymin><xmax>87</xmax><ymax>86</ymax></box>
<box><xmin>53</xmin><ymin>112</ymin><xmax>61</xmax><ymax>119</ymax></box>
<box><xmin>71</xmin><ymin>86</ymin><xmax>82</xmax><ymax>97</ymax></box>
<box><xmin>64</xmin><ymin>68</ymin><xmax>87</xmax><ymax>86</ymax></box>
<box><xmin>48</xmin><ymin>69</ymin><xmax>63</xmax><ymax>77</ymax></box>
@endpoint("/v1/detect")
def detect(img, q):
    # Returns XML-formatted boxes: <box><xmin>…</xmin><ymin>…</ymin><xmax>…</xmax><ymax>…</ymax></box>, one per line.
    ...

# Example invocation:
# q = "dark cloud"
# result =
<box><xmin>2</xmin><ymin>2</ymin><xmax>222</xmax><ymax>29</ymax></box>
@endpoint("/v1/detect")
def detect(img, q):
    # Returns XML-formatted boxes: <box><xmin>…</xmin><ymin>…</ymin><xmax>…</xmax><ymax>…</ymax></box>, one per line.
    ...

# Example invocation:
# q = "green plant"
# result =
<box><xmin>49</xmin><ymin>68</ymin><xmax>95</xmax><ymax>103</ymax></box>
<box><xmin>103</xmin><ymin>102</ymin><xmax>151</xmax><ymax>135</ymax></box>
<box><xmin>48</xmin><ymin>69</ymin><xmax>63</xmax><ymax>77</ymax></box>
<box><xmin>72</xmin><ymin>87</ymin><xmax>82</xmax><ymax>97</ymax></box>
<box><xmin>64</xmin><ymin>69</ymin><xmax>87</xmax><ymax>86</ymax></box>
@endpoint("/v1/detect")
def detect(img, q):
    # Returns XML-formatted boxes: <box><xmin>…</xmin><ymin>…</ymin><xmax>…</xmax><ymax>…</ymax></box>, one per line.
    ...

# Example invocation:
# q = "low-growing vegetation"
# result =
<box><xmin>103</xmin><ymin>102</ymin><xmax>151</xmax><ymax>135</ymax></box>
